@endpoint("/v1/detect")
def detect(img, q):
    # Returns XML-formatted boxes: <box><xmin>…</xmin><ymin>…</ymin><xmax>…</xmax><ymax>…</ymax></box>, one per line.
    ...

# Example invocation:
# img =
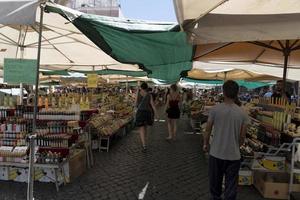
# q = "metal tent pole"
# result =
<box><xmin>282</xmin><ymin>40</ymin><xmax>290</xmax><ymax>96</ymax></box>
<box><xmin>27</xmin><ymin>3</ymin><xmax>45</xmax><ymax>200</ymax></box>
<box><xmin>224</xmin><ymin>71</ymin><xmax>227</xmax><ymax>82</ymax></box>
<box><xmin>20</xmin><ymin>83</ymin><xmax>23</xmax><ymax>105</ymax></box>
<box><xmin>126</xmin><ymin>75</ymin><xmax>128</xmax><ymax>94</ymax></box>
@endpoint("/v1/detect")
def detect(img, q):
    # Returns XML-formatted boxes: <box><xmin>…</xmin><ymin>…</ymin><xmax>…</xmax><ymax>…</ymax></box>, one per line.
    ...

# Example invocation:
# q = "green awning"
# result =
<box><xmin>45</xmin><ymin>4</ymin><xmax>193</xmax><ymax>83</ymax></box>
<box><xmin>236</xmin><ymin>80</ymin><xmax>273</xmax><ymax>90</ymax></box>
<box><xmin>182</xmin><ymin>78</ymin><xmax>273</xmax><ymax>89</ymax></box>
<box><xmin>74</xmin><ymin>69</ymin><xmax>147</xmax><ymax>77</ymax></box>
<box><xmin>41</xmin><ymin>70</ymin><xmax>70</xmax><ymax>76</ymax></box>
<box><xmin>40</xmin><ymin>81</ymin><xmax>61</xmax><ymax>86</ymax></box>
<box><xmin>119</xmin><ymin>81</ymin><xmax>152</xmax><ymax>87</ymax></box>
<box><xmin>182</xmin><ymin>78</ymin><xmax>223</xmax><ymax>85</ymax></box>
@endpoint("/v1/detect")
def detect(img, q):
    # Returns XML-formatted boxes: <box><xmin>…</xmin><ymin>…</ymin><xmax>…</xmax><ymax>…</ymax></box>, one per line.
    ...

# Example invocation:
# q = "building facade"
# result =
<box><xmin>55</xmin><ymin>0</ymin><xmax>120</xmax><ymax>17</ymax></box>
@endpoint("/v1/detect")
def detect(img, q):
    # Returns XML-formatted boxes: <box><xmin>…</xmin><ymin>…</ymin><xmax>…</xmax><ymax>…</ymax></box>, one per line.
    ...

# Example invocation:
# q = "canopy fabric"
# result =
<box><xmin>188</xmin><ymin>68</ymin><xmax>278</xmax><ymax>81</ymax></box>
<box><xmin>182</xmin><ymin>78</ymin><xmax>223</xmax><ymax>85</ymax></box>
<box><xmin>175</xmin><ymin>0</ymin><xmax>300</xmax><ymax>44</ymax></box>
<box><xmin>109</xmin><ymin>77</ymin><xmax>150</xmax><ymax>83</ymax></box>
<box><xmin>41</xmin><ymin>70</ymin><xmax>70</xmax><ymax>76</ymax></box>
<box><xmin>174</xmin><ymin>0</ymin><xmax>300</xmax><ymax>83</ymax></box>
<box><xmin>189</xmin><ymin>14</ymin><xmax>300</xmax><ymax>45</ymax></box>
<box><xmin>173</xmin><ymin>0</ymin><xmax>226</xmax><ymax>24</ymax></box>
<box><xmin>40</xmin><ymin>69</ymin><xmax>147</xmax><ymax>77</ymax></box>
<box><xmin>182</xmin><ymin>78</ymin><xmax>272</xmax><ymax>89</ymax></box>
<box><xmin>236</xmin><ymin>80</ymin><xmax>273</xmax><ymax>90</ymax></box>
<box><xmin>46</xmin><ymin>4</ymin><xmax>194</xmax><ymax>83</ymax></box>
<box><xmin>174</xmin><ymin>0</ymin><xmax>300</xmax><ymax>25</ymax></box>
<box><xmin>194</xmin><ymin>41</ymin><xmax>300</xmax><ymax>67</ymax></box>
<box><xmin>185</xmin><ymin>0</ymin><xmax>300</xmax><ymax>44</ymax></box>
<box><xmin>192</xmin><ymin>62</ymin><xmax>300</xmax><ymax>81</ymax></box>
<box><xmin>0</xmin><ymin>0</ymin><xmax>39</xmax><ymax>25</ymax></box>
<box><xmin>40</xmin><ymin>80</ymin><xmax>61</xmax><ymax>86</ymax></box>
<box><xmin>0</xmin><ymin>3</ymin><xmax>139</xmax><ymax>72</ymax></box>
<box><xmin>74</xmin><ymin>69</ymin><xmax>147</xmax><ymax>77</ymax></box>
<box><xmin>211</xmin><ymin>0</ymin><xmax>300</xmax><ymax>15</ymax></box>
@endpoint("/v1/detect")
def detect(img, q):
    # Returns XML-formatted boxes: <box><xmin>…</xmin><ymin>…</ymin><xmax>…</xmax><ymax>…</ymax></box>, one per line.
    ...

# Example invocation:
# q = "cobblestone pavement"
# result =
<box><xmin>0</xmin><ymin>117</ymin><xmax>265</xmax><ymax>200</ymax></box>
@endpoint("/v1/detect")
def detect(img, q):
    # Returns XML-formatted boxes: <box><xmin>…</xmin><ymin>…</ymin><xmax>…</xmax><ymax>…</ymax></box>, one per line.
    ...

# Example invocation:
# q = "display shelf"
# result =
<box><xmin>246</xmin><ymin>133</ymin><xmax>269</xmax><ymax>147</ymax></box>
<box><xmin>292</xmin><ymin>118</ymin><xmax>300</xmax><ymax>125</ymax></box>
<box><xmin>0</xmin><ymin>160</ymin><xmax>66</xmax><ymax>169</ymax></box>
<box><xmin>291</xmin><ymin>169</ymin><xmax>300</xmax><ymax>174</ymax></box>
<box><xmin>257</xmin><ymin>103</ymin><xmax>285</xmax><ymax>112</ymax></box>
<box><xmin>0</xmin><ymin>160</ymin><xmax>68</xmax><ymax>191</ymax></box>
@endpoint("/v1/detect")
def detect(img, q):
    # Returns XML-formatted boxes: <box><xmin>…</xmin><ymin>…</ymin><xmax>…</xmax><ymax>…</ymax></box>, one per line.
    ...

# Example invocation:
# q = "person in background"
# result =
<box><xmin>148</xmin><ymin>87</ymin><xmax>157</xmax><ymax>104</ymax></box>
<box><xmin>203</xmin><ymin>80</ymin><xmax>249</xmax><ymax>200</ymax></box>
<box><xmin>135</xmin><ymin>82</ymin><xmax>157</xmax><ymax>152</ymax></box>
<box><xmin>164</xmin><ymin>88</ymin><xmax>170</xmax><ymax>104</ymax></box>
<box><xmin>272</xmin><ymin>80</ymin><xmax>291</xmax><ymax>101</ymax></box>
<box><xmin>264</xmin><ymin>87</ymin><xmax>273</xmax><ymax>98</ymax></box>
<box><xmin>165</xmin><ymin>84</ymin><xmax>181</xmax><ymax>140</ymax></box>
<box><xmin>182</xmin><ymin>89</ymin><xmax>188</xmax><ymax>116</ymax></box>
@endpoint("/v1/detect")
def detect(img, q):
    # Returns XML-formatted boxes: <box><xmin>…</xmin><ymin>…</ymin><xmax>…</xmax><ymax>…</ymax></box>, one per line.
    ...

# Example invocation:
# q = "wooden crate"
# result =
<box><xmin>69</xmin><ymin>149</ymin><xmax>86</xmax><ymax>182</ymax></box>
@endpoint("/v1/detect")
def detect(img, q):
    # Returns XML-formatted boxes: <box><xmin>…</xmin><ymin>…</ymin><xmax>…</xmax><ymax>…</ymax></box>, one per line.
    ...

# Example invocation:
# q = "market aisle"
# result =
<box><xmin>0</xmin><ymin>117</ymin><xmax>264</xmax><ymax>200</ymax></box>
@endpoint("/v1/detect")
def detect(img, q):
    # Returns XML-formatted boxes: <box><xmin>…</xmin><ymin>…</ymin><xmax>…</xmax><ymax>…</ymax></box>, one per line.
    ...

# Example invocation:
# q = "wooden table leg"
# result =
<box><xmin>54</xmin><ymin>168</ymin><xmax>59</xmax><ymax>192</ymax></box>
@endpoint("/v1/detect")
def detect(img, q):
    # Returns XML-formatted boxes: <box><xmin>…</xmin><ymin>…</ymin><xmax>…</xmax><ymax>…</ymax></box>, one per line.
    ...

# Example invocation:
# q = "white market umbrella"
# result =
<box><xmin>193</xmin><ymin>62</ymin><xmax>300</xmax><ymax>81</ymax></box>
<box><xmin>0</xmin><ymin>4</ymin><xmax>139</xmax><ymax>71</ymax></box>
<box><xmin>173</xmin><ymin>0</ymin><xmax>226</xmax><ymax>25</ymax></box>
<box><xmin>188</xmin><ymin>67</ymin><xmax>278</xmax><ymax>82</ymax></box>
<box><xmin>0</xmin><ymin>0</ymin><xmax>39</xmax><ymax>25</ymax></box>
<box><xmin>175</xmin><ymin>0</ymin><xmax>300</xmax><ymax>93</ymax></box>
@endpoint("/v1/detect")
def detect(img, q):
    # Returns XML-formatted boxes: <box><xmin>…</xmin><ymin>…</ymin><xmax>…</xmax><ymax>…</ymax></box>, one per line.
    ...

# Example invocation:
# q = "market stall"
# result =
<box><xmin>174</xmin><ymin>1</ymin><xmax>300</xmax><ymax>198</ymax></box>
<box><xmin>0</xmin><ymin>79</ymin><xmax>137</xmax><ymax>187</ymax></box>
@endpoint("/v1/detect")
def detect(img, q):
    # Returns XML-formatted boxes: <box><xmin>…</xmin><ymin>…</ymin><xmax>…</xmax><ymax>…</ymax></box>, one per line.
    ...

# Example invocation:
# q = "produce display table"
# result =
<box><xmin>89</xmin><ymin>119</ymin><xmax>134</xmax><ymax>152</ymax></box>
<box><xmin>0</xmin><ymin>160</ymin><xmax>68</xmax><ymax>191</ymax></box>
<box><xmin>186</xmin><ymin>101</ymin><xmax>212</xmax><ymax>134</ymax></box>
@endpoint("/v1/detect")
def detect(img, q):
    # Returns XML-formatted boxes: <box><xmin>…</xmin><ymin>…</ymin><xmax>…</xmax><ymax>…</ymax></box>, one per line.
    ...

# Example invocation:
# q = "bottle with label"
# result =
<box><xmin>51</xmin><ymin>94</ymin><xmax>56</xmax><ymax>108</ymax></box>
<box><xmin>45</xmin><ymin>96</ymin><xmax>49</xmax><ymax>111</ymax></box>
<box><xmin>9</xmin><ymin>94</ymin><xmax>14</xmax><ymax>108</ymax></box>
<box><xmin>85</xmin><ymin>96</ymin><xmax>90</xmax><ymax>109</ymax></box>
<box><xmin>3</xmin><ymin>94</ymin><xmax>8</xmax><ymax>107</ymax></box>
<box><xmin>38</xmin><ymin>95</ymin><xmax>43</xmax><ymax>107</ymax></box>
<box><xmin>0</xmin><ymin>95</ymin><xmax>4</xmax><ymax>107</ymax></box>
<box><xmin>58</xmin><ymin>94</ymin><xmax>62</xmax><ymax>109</ymax></box>
<box><xmin>80</xmin><ymin>95</ymin><xmax>85</xmax><ymax>110</ymax></box>
<box><xmin>16</xmin><ymin>95</ymin><xmax>21</xmax><ymax>106</ymax></box>
<box><xmin>64</xmin><ymin>94</ymin><xmax>69</xmax><ymax>109</ymax></box>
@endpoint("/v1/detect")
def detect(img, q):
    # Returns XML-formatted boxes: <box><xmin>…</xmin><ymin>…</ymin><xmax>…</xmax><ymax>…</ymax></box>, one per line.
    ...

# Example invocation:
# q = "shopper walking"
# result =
<box><xmin>165</xmin><ymin>84</ymin><xmax>181</xmax><ymax>140</ymax></box>
<box><xmin>203</xmin><ymin>80</ymin><xmax>248</xmax><ymax>200</ymax></box>
<box><xmin>135</xmin><ymin>82</ymin><xmax>157</xmax><ymax>152</ymax></box>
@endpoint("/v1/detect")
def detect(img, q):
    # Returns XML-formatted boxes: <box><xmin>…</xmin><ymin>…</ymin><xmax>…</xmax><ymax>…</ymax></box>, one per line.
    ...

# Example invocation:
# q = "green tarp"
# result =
<box><xmin>237</xmin><ymin>80</ymin><xmax>274</xmax><ymax>90</ymax></box>
<box><xmin>41</xmin><ymin>70</ymin><xmax>70</xmax><ymax>76</ymax></box>
<box><xmin>40</xmin><ymin>81</ymin><xmax>61</xmax><ymax>86</ymax></box>
<box><xmin>119</xmin><ymin>81</ymin><xmax>152</xmax><ymax>87</ymax></box>
<box><xmin>74</xmin><ymin>69</ymin><xmax>148</xmax><ymax>77</ymax></box>
<box><xmin>45</xmin><ymin>4</ymin><xmax>193</xmax><ymax>83</ymax></box>
<box><xmin>40</xmin><ymin>69</ymin><xmax>147</xmax><ymax>77</ymax></box>
<box><xmin>182</xmin><ymin>78</ymin><xmax>273</xmax><ymax>89</ymax></box>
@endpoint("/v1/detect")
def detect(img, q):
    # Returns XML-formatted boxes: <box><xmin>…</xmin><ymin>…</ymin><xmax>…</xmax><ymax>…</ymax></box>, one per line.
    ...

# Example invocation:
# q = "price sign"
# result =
<box><xmin>87</xmin><ymin>74</ymin><xmax>98</xmax><ymax>88</ymax></box>
<box><xmin>4</xmin><ymin>58</ymin><xmax>37</xmax><ymax>85</ymax></box>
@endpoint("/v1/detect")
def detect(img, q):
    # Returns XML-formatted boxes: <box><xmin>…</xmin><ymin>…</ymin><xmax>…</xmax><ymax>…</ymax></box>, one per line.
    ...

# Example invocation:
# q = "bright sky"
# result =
<box><xmin>119</xmin><ymin>0</ymin><xmax>177</xmax><ymax>22</ymax></box>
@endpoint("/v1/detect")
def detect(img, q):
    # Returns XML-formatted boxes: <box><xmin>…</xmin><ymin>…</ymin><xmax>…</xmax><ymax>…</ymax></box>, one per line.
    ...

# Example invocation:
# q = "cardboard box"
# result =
<box><xmin>69</xmin><ymin>149</ymin><xmax>86</xmax><ymax>182</ymax></box>
<box><xmin>8</xmin><ymin>167</ymin><xmax>28</xmax><ymax>182</ymax></box>
<box><xmin>0</xmin><ymin>166</ymin><xmax>8</xmax><ymax>180</ymax></box>
<box><xmin>253</xmin><ymin>171</ymin><xmax>300</xmax><ymax>199</ymax></box>
<box><xmin>239</xmin><ymin>170</ymin><xmax>253</xmax><ymax>185</ymax></box>
<box><xmin>252</xmin><ymin>156</ymin><xmax>286</xmax><ymax>172</ymax></box>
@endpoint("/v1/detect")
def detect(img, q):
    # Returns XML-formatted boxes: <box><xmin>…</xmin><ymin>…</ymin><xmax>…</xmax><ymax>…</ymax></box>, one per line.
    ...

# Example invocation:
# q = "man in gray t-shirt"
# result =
<box><xmin>203</xmin><ymin>80</ymin><xmax>248</xmax><ymax>200</ymax></box>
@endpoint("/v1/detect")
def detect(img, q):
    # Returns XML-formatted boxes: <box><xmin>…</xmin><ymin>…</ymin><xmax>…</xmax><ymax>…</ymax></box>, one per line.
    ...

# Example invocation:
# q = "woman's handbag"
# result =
<box><xmin>134</xmin><ymin>94</ymin><xmax>147</xmax><ymax>124</ymax></box>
